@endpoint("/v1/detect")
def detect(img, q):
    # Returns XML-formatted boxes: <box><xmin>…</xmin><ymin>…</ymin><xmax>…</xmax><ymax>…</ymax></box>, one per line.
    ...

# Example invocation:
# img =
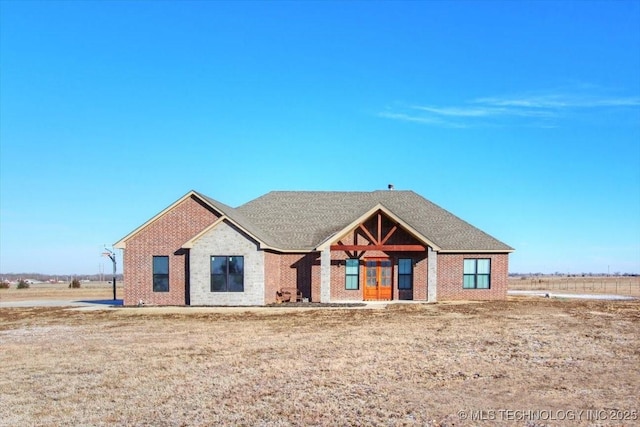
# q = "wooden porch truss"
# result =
<box><xmin>330</xmin><ymin>210</ymin><xmax>426</xmax><ymax>254</ymax></box>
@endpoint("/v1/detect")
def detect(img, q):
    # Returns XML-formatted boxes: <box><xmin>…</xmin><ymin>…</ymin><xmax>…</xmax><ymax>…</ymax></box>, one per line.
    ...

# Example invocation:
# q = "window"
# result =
<box><xmin>463</xmin><ymin>258</ymin><xmax>491</xmax><ymax>289</ymax></box>
<box><xmin>398</xmin><ymin>259</ymin><xmax>413</xmax><ymax>290</ymax></box>
<box><xmin>152</xmin><ymin>256</ymin><xmax>169</xmax><ymax>292</ymax></box>
<box><xmin>345</xmin><ymin>259</ymin><xmax>359</xmax><ymax>290</ymax></box>
<box><xmin>211</xmin><ymin>256</ymin><xmax>244</xmax><ymax>292</ymax></box>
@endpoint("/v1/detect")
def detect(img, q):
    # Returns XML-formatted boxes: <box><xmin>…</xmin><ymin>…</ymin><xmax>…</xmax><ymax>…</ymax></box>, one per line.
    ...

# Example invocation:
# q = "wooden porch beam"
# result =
<box><xmin>358</xmin><ymin>224</ymin><xmax>378</xmax><ymax>245</ymax></box>
<box><xmin>330</xmin><ymin>244</ymin><xmax>426</xmax><ymax>252</ymax></box>
<box><xmin>380</xmin><ymin>224</ymin><xmax>398</xmax><ymax>245</ymax></box>
<box><xmin>336</xmin><ymin>240</ymin><xmax>355</xmax><ymax>258</ymax></box>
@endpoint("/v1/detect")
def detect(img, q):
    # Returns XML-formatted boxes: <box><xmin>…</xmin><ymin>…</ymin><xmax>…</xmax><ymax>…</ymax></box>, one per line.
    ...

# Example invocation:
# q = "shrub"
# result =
<box><xmin>17</xmin><ymin>279</ymin><xmax>30</xmax><ymax>289</ymax></box>
<box><xmin>0</xmin><ymin>281</ymin><xmax>9</xmax><ymax>289</ymax></box>
<box><xmin>69</xmin><ymin>278</ymin><xmax>81</xmax><ymax>289</ymax></box>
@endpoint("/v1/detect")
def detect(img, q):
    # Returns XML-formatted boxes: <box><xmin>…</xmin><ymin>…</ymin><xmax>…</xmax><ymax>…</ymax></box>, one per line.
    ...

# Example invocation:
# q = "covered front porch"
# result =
<box><xmin>316</xmin><ymin>206</ymin><xmax>438</xmax><ymax>303</ymax></box>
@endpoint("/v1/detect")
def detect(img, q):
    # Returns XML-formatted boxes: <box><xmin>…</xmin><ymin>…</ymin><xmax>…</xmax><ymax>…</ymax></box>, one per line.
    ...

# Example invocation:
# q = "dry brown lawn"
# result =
<box><xmin>509</xmin><ymin>276</ymin><xmax>640</xmax><ymax>297</ymax></box>
<box><xmin>0</xmin><ymin>282</ymin><xmax>123</xmax><ymax>302</ymax></box>
<box><xmin>1</xmin><ymin>298</ymin><xmax>638</xmax><ymax>426</ymax></box>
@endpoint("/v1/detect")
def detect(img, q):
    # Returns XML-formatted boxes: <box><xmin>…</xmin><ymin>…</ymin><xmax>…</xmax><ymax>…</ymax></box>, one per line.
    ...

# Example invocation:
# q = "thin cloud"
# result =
<box><xmin>589</xmin><ymin>98</ymin><xmax>640</xmax><ymax>107</ymax></box>
<box><xmin>474</xmin><ymin>95</ymin><xmax>640</xmax><ymax>109</ymax></box>
<box><xmin>377</xmin><ymin>111</ymin><xmax>467</xmax><ymax>128</ymax></box>
<box><xmin>411</xmin><ymin>106</ymin><xmax>497</xmax><ymax>117</ymax></box>
<box><xmin>379</xmin><ymin>90</ymin><xmax>640</xmax><ymax>128</ymax></box>
<box><xmin>475</xmin><ymin>96</ymin><xmax>568</xmax><ymax>108</ymax></box>
<box><xmin>412</xmin><ymin>105</ymin><xmax>553</xmax><ymax>118</ymax></box>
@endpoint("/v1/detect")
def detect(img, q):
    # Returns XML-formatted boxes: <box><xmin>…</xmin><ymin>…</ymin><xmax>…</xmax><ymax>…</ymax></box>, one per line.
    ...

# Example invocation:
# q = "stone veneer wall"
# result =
<box><xmin>189</xmin><ymin>220</ymin><xmax>265</xmax><ymax>306</ymax></box>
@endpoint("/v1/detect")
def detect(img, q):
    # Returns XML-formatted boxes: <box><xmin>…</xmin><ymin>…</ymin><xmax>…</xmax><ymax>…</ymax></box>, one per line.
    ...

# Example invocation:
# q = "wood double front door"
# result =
<box><xmin>364</xmin><ymin>259</ymin><xmax>392</xmax><ymax>301</ymax></box>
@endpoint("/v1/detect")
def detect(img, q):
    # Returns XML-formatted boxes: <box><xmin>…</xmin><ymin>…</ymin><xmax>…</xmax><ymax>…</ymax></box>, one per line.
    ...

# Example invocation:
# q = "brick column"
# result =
<box><xmin>320</xmin><ymin>248</ymin><xmax>331</xmax><ymax>303</ymax></box>
<box><xmin>427</xmin><ymin>247</ymin><xmax>437</xmax><ymax>302</ymax></box>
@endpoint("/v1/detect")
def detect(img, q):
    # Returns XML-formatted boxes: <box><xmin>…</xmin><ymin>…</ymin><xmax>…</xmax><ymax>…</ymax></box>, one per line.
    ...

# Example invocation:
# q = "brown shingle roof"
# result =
<box><xmin>227</xmin><ymin>190</ymin><xmax>513</xmax><ymax>252</ymax></box>
<box><xmin>193</xmin><ymin>191</ymin><xmax>278</xmax><ymax>246</ymax></box>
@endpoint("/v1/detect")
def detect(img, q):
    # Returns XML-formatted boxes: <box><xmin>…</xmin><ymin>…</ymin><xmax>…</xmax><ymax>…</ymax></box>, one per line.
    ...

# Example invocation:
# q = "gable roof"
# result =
<box><xmin>235</xmin><ymin>190</ymin><xmax>513</xmax><ymax>252</ymax></box>
<box><xmin>113</xmin><ymin>190</ymin><xmax>269</xmax><ymax>250</ymax></box>
<box><xmin>115</xmin><ymin>190</ymin><xmax>513</xmax><ymax>253</ymax></box>
<box><xmin>314</xmin><ymin>203</ymin><xmax>442</xmax><ymax>251</ymax></box>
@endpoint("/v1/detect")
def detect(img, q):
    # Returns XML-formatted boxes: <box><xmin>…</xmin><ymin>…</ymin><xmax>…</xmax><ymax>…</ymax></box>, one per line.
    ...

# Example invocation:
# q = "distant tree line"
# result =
<box><xmin>509</xmin><ymin>272</ymin><xmax>638</xmax><ymax>278</ymax></box>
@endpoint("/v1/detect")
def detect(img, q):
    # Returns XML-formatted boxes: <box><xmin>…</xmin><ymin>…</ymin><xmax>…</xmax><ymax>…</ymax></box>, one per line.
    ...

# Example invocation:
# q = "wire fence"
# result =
<box><xmin>509</xmin><ymin>277</ymin><xmax>640</xmax><ymax>297</ymax></box>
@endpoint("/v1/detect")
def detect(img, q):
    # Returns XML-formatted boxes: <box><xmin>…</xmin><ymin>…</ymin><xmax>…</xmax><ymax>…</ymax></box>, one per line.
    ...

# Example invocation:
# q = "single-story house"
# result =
<box><xmin>114</xmin><ymin>189</ymin><xmax>513</xmax><ymax>306</ymax></box>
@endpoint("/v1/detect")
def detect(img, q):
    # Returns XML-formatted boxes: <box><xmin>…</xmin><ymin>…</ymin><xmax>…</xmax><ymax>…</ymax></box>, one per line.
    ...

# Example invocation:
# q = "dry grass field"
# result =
<box><xmin>1</xmin><ymin>296</ymin><xmax>638</xmax><ymax>426</ymax></box>
<box><xmin>0</xmin><ymin>282</ymin><xmax>123</xmax><ymax>302</ymax></box>
<box><xmin>509</xmin><ymin>276</ymin><xmax>640</xmax><ymax>297</ymax></box>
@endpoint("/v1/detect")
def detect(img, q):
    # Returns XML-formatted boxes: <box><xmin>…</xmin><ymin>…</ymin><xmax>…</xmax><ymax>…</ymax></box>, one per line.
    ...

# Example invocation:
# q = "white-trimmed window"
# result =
<box><xmin>463</xmin><ymin>259</ymin><xmax>491</xmax><ymax>289</ymax></box>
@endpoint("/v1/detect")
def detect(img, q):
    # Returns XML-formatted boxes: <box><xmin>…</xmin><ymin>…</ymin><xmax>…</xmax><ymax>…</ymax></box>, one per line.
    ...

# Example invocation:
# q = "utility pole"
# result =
<box><xmin>103</xmin><ymin>247</ymin><xmax>117</xmax><ymax>301</ymax></box>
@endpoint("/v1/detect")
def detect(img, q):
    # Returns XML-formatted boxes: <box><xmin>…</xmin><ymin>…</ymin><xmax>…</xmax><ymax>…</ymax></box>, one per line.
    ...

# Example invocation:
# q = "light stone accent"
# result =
<box><xmin>320</xmin><ymin>248</ymin><xmax>331</xmax><ymax>303</ymax></box>
<box><xmin>190</xmin><ymin>220</ymin><xmax>264</xmax><ymax>306</ymax></box>
<box><xmin>427</xmin><ymin>246</ymin><xmax>437</xmax><ymax>302</ymax></box>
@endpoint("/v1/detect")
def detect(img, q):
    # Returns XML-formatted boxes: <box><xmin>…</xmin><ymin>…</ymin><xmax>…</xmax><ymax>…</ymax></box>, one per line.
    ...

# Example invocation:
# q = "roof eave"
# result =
<box><xmin>260</xmin><ymin>247</ymin><xmax>317</xmax><ymax>253</ymax></box>
<box><xmin>438</xmin><ymin>248</ymin><xmax>515</xmax><ymax>253</ymax></box>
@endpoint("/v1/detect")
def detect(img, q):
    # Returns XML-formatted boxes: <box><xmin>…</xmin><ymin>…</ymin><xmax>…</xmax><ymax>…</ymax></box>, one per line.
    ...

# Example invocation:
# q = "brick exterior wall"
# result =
<box><xmin>122</xmin><ymin>195</ymin><xmax>219</xmax><ymax>306</ymax></box>
<box><xmin>329</xmin><ymin>250</ymin><xmax>361</xmax><ymax>301</ymax></box>
<box><xmin>263</xmin><ymin>251</ymin><xmax>281</xmax><ymax>304</ymax></box>
<box><xmin>437</xmin><ymin>253</ymin><xmax>509</xmax><ymax>300</ymax></box>
<box><xmin>410</xmin><ymin>255</ymin><xmax>428</xmax><ymax>301</ymax></box>
<box><xmin>189</xmin><ymin>220</ymin><xmax>265</xmax><ymax>306</ymax></box>
<box><xmin>264</xmin><ymin>252</ymin><xmax>319</xmax><ymax>303</ymax></box>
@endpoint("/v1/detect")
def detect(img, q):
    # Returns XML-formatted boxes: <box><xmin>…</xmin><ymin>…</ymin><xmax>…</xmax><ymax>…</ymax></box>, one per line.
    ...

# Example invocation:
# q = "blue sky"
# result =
<box><xmin>1</xmin><ymin>0</ymin><xmax>639</xmax><ymax>275</ymax></box>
